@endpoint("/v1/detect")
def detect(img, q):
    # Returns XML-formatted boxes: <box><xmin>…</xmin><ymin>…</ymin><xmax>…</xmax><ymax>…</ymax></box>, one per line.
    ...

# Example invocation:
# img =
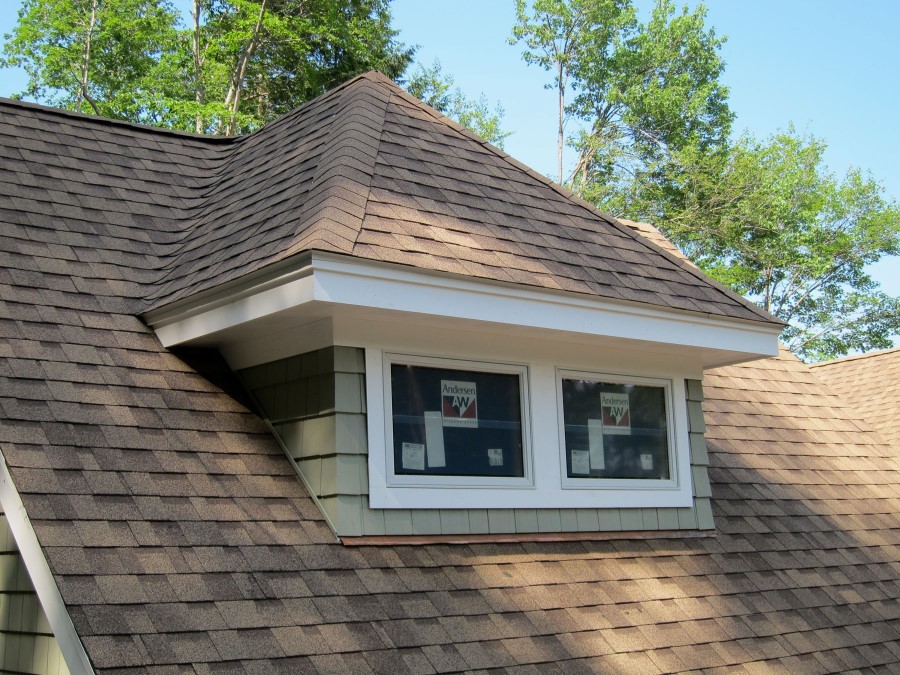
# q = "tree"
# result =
<box><xmin>404</xmin><ymin>60</ymin><xmax>510</xmax><ymax>148</ymax></box>
<box><xmin>511</xmin><ymin>0</ymin><xmax>632</xmax><ymax>183</ymax></box>
<box><xmin>510</xmin><ymin>0</ymin><xmax>731</xmax><ymax>197</ymax></box>
<box><xmin>2</xmin><ymin>0</ymin><xmax>414</xmax><ymax>134</ymax></box>
<box><xmin>571</xmin><ymin>0</ymin><xmax>731</xmax><ymax>214</ymax></box>
<box><xmin>652</xmin><ymin>129</ymin><xmax>900</xmax><ymax>361</ymax></box>
<box><xmin>1</xmin><ymin>0</ymin><xmax>178</xmax><ymax>119</ymax></box>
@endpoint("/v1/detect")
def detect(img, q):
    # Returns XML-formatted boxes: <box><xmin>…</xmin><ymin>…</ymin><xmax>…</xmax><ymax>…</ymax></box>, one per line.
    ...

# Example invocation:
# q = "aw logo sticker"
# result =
<box><xmin>441</xmin><ymin>380</ymin><xmax>478</xmax><ymax>428</ymax></box>
<box><xmin>601</xmin><ymin>392</ymin><xmax>631</xmax><ymax>435</ymax></box>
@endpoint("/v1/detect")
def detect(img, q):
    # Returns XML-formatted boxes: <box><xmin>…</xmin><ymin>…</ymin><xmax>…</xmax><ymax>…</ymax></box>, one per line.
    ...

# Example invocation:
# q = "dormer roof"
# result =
<box><xmin>0</xmin><ymin>72</ymin><xmax>780</xmax><ymax>328</ymax></box>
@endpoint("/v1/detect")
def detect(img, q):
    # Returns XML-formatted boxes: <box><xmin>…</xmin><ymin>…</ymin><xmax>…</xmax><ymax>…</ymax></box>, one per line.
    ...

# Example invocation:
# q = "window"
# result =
<box><xmin>382</xmin><ymin>354</ymin><xmax>531</xmax><ymax>488</ymax></box>
<box><xmin>366</xmin><ymin>348</ymin><xmax>693</xmax><ymax>509</ymax></box>
<box><xmin>558</xmin><ymin>373</ymin><xmax>675</xmax><ymax>485</ymax></box>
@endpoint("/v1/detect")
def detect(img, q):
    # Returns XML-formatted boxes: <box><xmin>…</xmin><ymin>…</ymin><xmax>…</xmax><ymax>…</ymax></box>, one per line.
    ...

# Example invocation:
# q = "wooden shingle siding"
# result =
<box><xmin>242</xmin><ymin>349</ymin><xmax>714</xmax><ymax>536</ymax></box>
<box><xmin>240</xmin><ymin>346</ymin><xmax>369</xmax><ymax>535</ymax></box>
<box><xmin>0</xmin><ymin>514</ymin><xmax>69</xmax><ymax>675</ymax></box>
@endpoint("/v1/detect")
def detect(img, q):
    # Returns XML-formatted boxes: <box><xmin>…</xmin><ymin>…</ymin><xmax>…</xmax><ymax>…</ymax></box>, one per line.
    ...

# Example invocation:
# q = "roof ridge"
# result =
<box><xmin>140</xmin><ymin>77</ymin><xmax>377</xmax><ymax>309</ymax></box>
<box><xmin>0</xmin><ymin>70</ymin><xmax>386</xmax><ymax>148</ymax></box>
<box><xmin>810</xmin><ymin>345</ymin><xmax>900</xmax><ymax>368</ymax></box>
<box><xmin>277</xmin><ymin>75</ymin><xmax>392</xmax><ymax>259</ymax></box>
<box><xmin>0</xmin><ymin>96</ymin><xmax>235</xmax><ymax>143</ymax></box>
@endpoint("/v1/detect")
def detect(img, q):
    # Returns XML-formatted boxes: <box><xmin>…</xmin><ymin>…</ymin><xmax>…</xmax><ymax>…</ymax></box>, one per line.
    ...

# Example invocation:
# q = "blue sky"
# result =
<box><xmin>1</xmin><ymin>0</ymin><xmax>898</xmax><ymax>339</ymax></box>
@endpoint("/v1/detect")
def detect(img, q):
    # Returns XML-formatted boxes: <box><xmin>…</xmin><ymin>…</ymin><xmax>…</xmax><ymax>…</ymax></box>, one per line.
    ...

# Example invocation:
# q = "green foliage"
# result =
<box><xmin>1</xmin><ymin>0</ymin><xmax>178</xmax><ymax>118</ymax></box>
<box><xmin>511</xmin><ymin>0</ymin><xmax>633</xmax><ymax>182</ymax></box>
<box><xmin>404</xmin><ymin>60</ymin><xmax>510</xmax><ymax>148</ymax></box>
<box><xmin>511</xmin><ymin>0</ymin><xmax>731</xmax><ymax>191</ymax></box>
<box><xmin>652</xmin><ymin>129</ymin><xmax>900</xmax><ymax>361</ymax></box>
<box><xmin>514</xmin><ymin>1</ymin><xmax>899</xmax><ymax>360</ymax></box>
<box><xmin>2</xmin><ymin>0</ymin><xmax>413</xmax><ymax>133</ymax></box>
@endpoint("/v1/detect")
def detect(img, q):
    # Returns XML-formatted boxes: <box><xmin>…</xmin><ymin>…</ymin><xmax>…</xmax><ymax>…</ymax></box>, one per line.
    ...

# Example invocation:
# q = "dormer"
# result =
<box><xmin>144</xmin><ymin>72</ymin><xmax>783</xmax><ymax>538</ymax></box>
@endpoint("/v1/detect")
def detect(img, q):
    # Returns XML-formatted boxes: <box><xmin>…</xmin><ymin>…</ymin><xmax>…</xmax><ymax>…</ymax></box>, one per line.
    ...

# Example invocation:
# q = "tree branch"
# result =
<box><xmin>78</xmin><ymin>0</ymin><xmax>99</xmax><ymax>115</ymax></box>
<box><xmin>221</xmin><ymin>0</ymin><xmax>269</xmax><ymax>135</ymax></box>
<box><xmin>192</xmin><ymin>0</ymin><xmax>204</xmax><ymax>133</ymax></box>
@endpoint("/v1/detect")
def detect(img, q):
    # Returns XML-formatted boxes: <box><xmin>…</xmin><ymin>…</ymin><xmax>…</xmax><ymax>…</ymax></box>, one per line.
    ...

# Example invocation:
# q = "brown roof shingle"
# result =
<box><xmin>811</xmin><ymin>347</ymin><xmax>900</xmax><ymax>447</ymax></box>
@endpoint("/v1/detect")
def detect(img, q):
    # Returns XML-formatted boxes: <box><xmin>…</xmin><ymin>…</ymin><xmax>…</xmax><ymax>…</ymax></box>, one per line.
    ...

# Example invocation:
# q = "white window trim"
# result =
<box><xmin>556</xmin><ymin>370</ymin><xmax>680</xmax><ymax>491</ymax></box>
<box><xmin>382</xmin><ymin>353</ymin><xmax>534</xmax><ymax>489</ymax></box>
<box><xmin>366</xmin><ymin>347</ymin><xmax>695</xmax><ymax>510</ymax></box>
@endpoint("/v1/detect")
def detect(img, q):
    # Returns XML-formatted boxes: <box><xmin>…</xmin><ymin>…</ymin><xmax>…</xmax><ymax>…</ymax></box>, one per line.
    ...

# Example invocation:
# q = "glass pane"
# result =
<box><xmin>391</xmin><ymin>363</ymin><xmax>525</xmax><ymax>477</ymax></box>
<box><xmin>561</xmin><ymin>379</ymin><xmax>670</xmax><ymax>480</ymax></box>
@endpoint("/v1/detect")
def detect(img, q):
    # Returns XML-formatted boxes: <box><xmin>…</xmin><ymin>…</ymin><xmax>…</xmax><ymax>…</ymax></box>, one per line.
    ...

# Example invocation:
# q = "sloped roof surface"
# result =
<box><xmin>3</xmin><ymin>74</ymin><xmax>900</xmax><ymax>672</ymax></box>
<box><xmin>811</xmin><ymin>346</ymin><xmax>900</xmax><ymax>447</ymax></box>
<box><xmin>0</xmin><ymin>72</ymin><xmax>776</xmax><ymax>324</ymax></box>
<box><xmin>3</xmin><ymin>193</ymin><xmax>900</xmax><ymax>670</ymax></box>
<box><xmin>618</xmin><ymin>218</ymin><xmax>698</xmax><ymax>269</ymax></box>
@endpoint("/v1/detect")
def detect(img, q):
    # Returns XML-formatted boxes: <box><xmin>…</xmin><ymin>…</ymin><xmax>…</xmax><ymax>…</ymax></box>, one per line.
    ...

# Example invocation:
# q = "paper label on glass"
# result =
<box><xmin>424</xmin><ymin>411</ymin><xmax>446</xmax><ymax>467</ymax></box>
<box><xmin>441</xmin><ymin>380</ymin><xmax>478</xmax><ymax>428</ymax></box>
<box><xmin>640</xmin><ymin>453</ymin><xmax>654</xmax><ymax>471</ymax></box>
<box><xmin>587</xmin><ymin>418</ymin><xmax>605</xmax><ymax>469</ymax></box>
<box><xmin>487</xmin><ymin>448</ymin><xmax>503</xmax><ymax>466</ymax></box>
<box><xmin>571</xmin><ymin>449</ymin><xmax>590</xmax><ymax>475</ymax></box>
<box><xmin>401</xmin><ymin>442</ymin><xmax>425</xmax><ymax>471</ymax></box>
<box><xmin>601</xmin><ymin>392</ymin><xmax>631</xmax><ymax>435</ymax></box>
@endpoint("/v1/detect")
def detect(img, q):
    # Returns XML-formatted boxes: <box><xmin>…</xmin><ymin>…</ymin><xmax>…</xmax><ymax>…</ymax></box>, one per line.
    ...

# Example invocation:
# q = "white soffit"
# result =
<box><xmin>146</xmin><ymin>253</ymin><xmax>781</xmax><ymax>369</ymax></box>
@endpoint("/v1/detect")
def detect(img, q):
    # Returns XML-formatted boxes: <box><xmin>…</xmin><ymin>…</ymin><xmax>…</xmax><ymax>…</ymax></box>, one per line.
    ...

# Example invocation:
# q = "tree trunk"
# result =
<box><xmin>222</xmin><ymin>0</ymin><xmax>268</xmax><ymax>135</ymax></box>
<box><xmin>78</xmin><ymin>0</ymin><xmax>100</xmax><ymax>115</ymax></box>
<box><xmin>557</xmin><ymin>60</ymin><xmax>564</xmax><ymax>185</ymax></box>
<box><xmin>192</xmin><ymin>0</ymin><xmax>203</xmax><ymax>133</ymax></box>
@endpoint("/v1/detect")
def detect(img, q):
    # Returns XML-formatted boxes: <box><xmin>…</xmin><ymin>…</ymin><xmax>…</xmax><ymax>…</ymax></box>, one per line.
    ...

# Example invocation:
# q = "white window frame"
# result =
<box><xmin>556</xmin><ymin>370</ymin><xmax>680</xmax><ymax>491</ymax></box>
<box><xmin>382</xmin><ymin>353</ymin><xmax>534</xmax><ymax>489</ymax></box>
<box><xmin>366</xmin><ymin>347</ymin><xmax>695</xmax><ymax>510</ymax></box>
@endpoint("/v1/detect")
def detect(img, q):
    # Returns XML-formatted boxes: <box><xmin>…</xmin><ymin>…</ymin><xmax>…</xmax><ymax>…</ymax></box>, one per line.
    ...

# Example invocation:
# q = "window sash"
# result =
<box><xmin>556</xmin><ymin>370</ymin><xmax>680</xmax><ymax>490</ymax></box>
<box><xmin>383</xmin><ymin>353</ymin><xmax>533</xmax><ymax>488</ymax></box>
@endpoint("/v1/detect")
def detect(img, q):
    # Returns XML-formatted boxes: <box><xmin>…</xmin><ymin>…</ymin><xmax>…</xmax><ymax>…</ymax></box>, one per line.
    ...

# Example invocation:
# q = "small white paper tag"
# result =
<box><xmin>571</xmin><ymin>449</ymin><xmax>590</xmax><ymax>475</ymax></box>
<box><xmin>401</xmin><ymin>442</ymin><xmax>425</xmax><ymax>471</ymax></box>
<box><xmin>424</xmin><ymin>411</ymin><xmax>446</xmax><ymax>468</ymax></box>
<box><xmin>588</xmin><ymin>418</ymin><xmax>605</xmax><ymax>470</ymax></box>
<box><xmin>640</xmin><ymin>453</ymin><xmax>654</xmax><ymax>471</ymax></box>
<box><xmin>487</xmin><ymin>448</ymin><xmax>503</xmax><ymax>466</ymax></box>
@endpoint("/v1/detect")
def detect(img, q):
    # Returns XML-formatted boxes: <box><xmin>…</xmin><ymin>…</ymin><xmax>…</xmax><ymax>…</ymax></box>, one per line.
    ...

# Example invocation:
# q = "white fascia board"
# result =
<box><xmin>149</xmin><ymin>253</ymin><xmax>780</xmax><ymax>360</ymax></box>
<box><xmin>312</xmin><ymin>255</ymin><xmax>780</xmax><ymax>358</ymax></box>
<box><xmin>0</xmin><ymin>453</ymin><xmax>95</xmax><ymax>675</ymax></box>
<box><xmin>153</xmin><ymin>268</ymin><xmax>317</xmax><ymax>347</ymax></box>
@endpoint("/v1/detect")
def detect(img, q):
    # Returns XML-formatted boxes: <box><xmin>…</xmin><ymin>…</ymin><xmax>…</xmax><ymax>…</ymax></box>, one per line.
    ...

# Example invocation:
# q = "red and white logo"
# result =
<box><xmin>601</xmin><ymin>392</ymin><xmax>631</xmax><ymax>435</ymax></box>
<box><xmin>441</xmin><ymin>380</ymin><xmax>478</xmax><ymax>428</ymax></box>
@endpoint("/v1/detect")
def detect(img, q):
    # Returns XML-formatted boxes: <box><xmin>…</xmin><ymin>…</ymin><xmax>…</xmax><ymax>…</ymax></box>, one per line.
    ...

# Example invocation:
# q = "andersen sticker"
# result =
<box><xmin>441</xmin><ymin>380</ymin><xmax>478</xmax><ymax>428</ymax></box>
<box><xmin>601</xmin><ymin>392</ymin><xmax>631</xmax><ymax>435</ymax></box>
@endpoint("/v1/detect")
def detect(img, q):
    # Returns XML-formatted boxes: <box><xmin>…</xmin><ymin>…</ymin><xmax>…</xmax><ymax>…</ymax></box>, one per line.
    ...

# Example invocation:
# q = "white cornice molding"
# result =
<box><xmin>147</xmin><ymin>252</ymin><xmax>781</xmax><ymax>365</ymax></box>
<box><xmin>0</xmin><ymin>453</ymin><xmax>95</xmax><ymax>675</ymax></box>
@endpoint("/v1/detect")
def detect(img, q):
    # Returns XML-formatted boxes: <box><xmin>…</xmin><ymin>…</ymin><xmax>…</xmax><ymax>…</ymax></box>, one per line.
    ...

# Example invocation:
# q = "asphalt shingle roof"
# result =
<box><xmin>811</xmin><ymin>347</ymin><xmax>900</xmax><ymax>447</ymax></box>
<box><xmin>1</xmin><ymin>71</ymin><xmax>778</xmax><ymax>324</ymax></box>
<box><xmin>1</xmin><ymin>73</ymin><xmax>899</xmax><ymax>672</ymax></box>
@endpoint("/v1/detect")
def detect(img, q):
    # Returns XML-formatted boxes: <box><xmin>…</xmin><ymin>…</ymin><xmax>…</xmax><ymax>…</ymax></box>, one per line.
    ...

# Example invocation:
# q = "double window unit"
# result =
<box><xmin>368</xmin><ymin>350</ymin><xmax>692</xmax><ymax>510</ymax></box>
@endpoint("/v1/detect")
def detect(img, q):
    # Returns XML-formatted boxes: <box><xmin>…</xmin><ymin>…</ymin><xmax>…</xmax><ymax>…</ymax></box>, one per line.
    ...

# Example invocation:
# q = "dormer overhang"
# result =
<box><xmin>144</xmin><ymin>251</ymin><xmax>782</xmax><ymax>372</ymax></box>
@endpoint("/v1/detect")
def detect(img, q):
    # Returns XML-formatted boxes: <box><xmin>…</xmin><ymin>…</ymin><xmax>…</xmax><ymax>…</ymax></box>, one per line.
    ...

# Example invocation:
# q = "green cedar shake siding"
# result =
<box><xmin>239</xmin><ymin>347</ymin><xmax>368</xmax><ymax>535</ymax></box>
<box><xmin>0</xmin><ymin>513</ymin><xmax>70</xmax><ymax>675</ymax></box>
<box><xmin>240</xmin><ymin>348</ymin><xmax>715</xmax><ymax>536</ymax></box>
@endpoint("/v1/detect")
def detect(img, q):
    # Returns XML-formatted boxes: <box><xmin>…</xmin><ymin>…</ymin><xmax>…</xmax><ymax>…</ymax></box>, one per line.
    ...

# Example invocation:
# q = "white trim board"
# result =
<box><xmin>0</xmin><ymin>453</ymin><xmax>94</xmax><ymax>675</ymax></box>
<box><xmin>147</xmin><ymin>253</ymin><xmax>781</xmax><ymax>370</ymax></box>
